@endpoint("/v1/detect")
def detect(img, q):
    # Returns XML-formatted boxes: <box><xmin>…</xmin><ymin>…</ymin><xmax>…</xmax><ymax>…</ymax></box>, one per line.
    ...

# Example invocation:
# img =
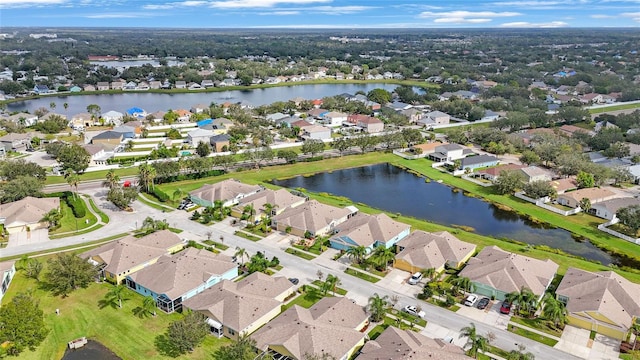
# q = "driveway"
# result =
<box><xmin>554</xmin><ymin>326</ymin><xmax>593</xmax><ymax>359</ymax></box>
<box><xmin>7</xmin><ymin>228</ymin><xmax>50</xmax><ymax>248</ymax></box>
<box><xmin>455</xmin><ymin>299</ymin><xmax>511</xmax><ymax>330</ymax></box>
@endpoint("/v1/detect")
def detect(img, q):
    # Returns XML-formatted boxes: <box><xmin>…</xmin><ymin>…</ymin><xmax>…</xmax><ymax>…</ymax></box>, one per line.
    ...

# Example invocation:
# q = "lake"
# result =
<box><xmin>61</xmin><ymin>341</ymin><xmax>121</xmax><ymax>360</ymax></box>
<box><xmin>272</xmin><ymin>163</ymin><xmax>619</xmax><ymax>265</ymax></box>
<box><xmin>6</xmin><ymin>83</ymin><xmax>399</xmax><ymax>116</ymax></box>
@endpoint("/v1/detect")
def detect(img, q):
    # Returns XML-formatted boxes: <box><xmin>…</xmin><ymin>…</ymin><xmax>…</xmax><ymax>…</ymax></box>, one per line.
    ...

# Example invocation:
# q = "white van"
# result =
<box><xmin>408</xmin><ymin>272</ymin><xmax>423</xmax><ymax>285</ymax></box>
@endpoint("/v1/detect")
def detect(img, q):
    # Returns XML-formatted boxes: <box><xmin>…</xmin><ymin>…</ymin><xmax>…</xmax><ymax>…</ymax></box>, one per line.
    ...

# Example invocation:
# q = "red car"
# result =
<box><xmin>500</xmin><ymin>301</ymin><xmax>512</xmax><ymax>314</ymax></box>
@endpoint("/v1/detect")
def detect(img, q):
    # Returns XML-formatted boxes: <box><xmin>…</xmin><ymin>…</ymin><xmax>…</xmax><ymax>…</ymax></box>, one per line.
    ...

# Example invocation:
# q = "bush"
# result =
<box><xmin>65</xmin><ymin>194</ymin><xmax>86</xmax><ymax>218</ymax></box>
<box><xmin>152</xmin><ymin>187</ymin><xmax>170</xmax><ymax>202</ymax></box>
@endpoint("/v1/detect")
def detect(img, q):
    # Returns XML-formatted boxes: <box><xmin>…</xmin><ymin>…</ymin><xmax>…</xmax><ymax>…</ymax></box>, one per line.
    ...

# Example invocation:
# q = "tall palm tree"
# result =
<box><xmin>367</xmin><ymin>293</ymin><xmax>389</xmax><ymax>322</ymax></box>
<box><xmin>137</xmin><ymin>162</ymin><xmax>156</xmax><ymax>193</ymax></box>
<box><xmin>106</xmin><ymin>284</ymin><xmax>127</xmax><ymax>309</ymax></box>
<box><xmin>460</xmin><ymin>323</ymin><xmax>487</xmax><ymax>358</ymax></box>
<box><xmin>542</xmin><ymin>294</ymin><xmax>567</xmax><ymax>329</ymax></box>
<box><xmin>420</xmin><ymin>267</ymin><xmax>437</xmax><ymax>281</ymax></box>
<box><xmin>263</xmin><ymin>202</ymin><xmax>277</xmax><ymax>218</ymax></box>
<box><xmin>370</xmin><ymin>246</ymin><xmax>395</xmax><ymax>271</ymax></box>
<box><xmin>65</xmin><ymin>171</ymin><xmax>80</xmax><ymax>200</ymax></box>
<box><xmin>102</xmin><ymin>169</ymin><xmax>120</xmax><ymax>189</ymax></box>
<box><xmin>451</xmin><ymin>276</ymin><xmax>474</xmax><ymax>295</ymax></box>
<box><xmin>630</xmin><ymin>321</ymin><xmax>640</xmax><ymax>351</ymax></box>
<box><xmin>49</xmin><ymin>102</ymin><xmax>56</xmax><ymax>111</ymax></box>
<box><xmin>143</xmin><ymin>296</ymin><xmax>157</xmax><ymax>317</ymax></box>
<box><xmin>346</xmin><ymin>245</ymin><xmax>368</xmax><ymax>265</ymax></box>
<box><xmin>41</xmin><ymin>209</ymin><xmax>62</xmax><ymax>229</ymax></box>
<box><xmin>325</xmin><ymin>274</ymin><xmax>341</xmax><ymax>296</ymax></box>
<box><xmin>234</xmin><ymin>247</ymin><xmax>248</xmax><ymax>266</ymax></box>
<box><xmin>507</xmin><ymin>286</ymin><xmax>537</xmax><ymax>317</ymax></box>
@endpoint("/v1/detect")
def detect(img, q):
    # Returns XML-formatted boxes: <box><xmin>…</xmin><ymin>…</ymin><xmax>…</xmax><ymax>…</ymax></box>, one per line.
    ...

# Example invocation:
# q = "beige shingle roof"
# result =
<box><xmin>0</xmin><ymin>196</ymin><xmax>60</xmax><ymax>228</ymax></box>
<box><xmin>234</xmin><ymin>189</ymin><xmax>306</xmax><ymax>217</ymax></box>
<box><xmin>189</xmin><ymin>179</ymin><xmax>262</xmax><ymax>204</ymax></box>
<box><xmin>129</xmin><ymin>247</ymin><xmax>236</xmax><ymax>300</ymax></box>
<box><xmin>556</xmin><ymin>267</ymin><xmax>640</xmax><ymax>330</ymax></box>
<box><xmin>252</xmin><ymin>297</ymin><xmax>367</xmax><ymax>360</ymax></box>
<box><xmin>330</xmin><ymin>213</ymin><xmax>410</xmax><ymax>247</ymax></box>
<box><xmin>559</xmin><ymin>187</ymin><xmax>616</xmax><ymax>202</ymax></box>
<box><xmin>359</xmin><ymin>326</ymin><xmax>470</xmax><ymax>360</ymax></box>
<box><xmin>395</xmin><ymin>231</ymin><xmax>476</xmax><ymax>270</ymax></box>
<box><xmin>81</xmin><ymin>230</ymin><xmax>183</xmax><ymax>276</ymax></box>
<box><xmin>273</xmin><ymin>200</ymin><xmax>355</xmax><ymax>234</ymax></box>
<box><xmin>459</xmin><ymin>246</ymin><xmax>558</xmax><ymax>296</ymax></box>
<box><xmin>183</xmin><ymin>274</ymin><xmax>294</xmax><ymax>332</ymax></box>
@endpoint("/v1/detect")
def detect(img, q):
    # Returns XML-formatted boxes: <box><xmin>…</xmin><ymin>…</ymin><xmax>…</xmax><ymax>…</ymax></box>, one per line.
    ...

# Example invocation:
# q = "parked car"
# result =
<box><xmin>476</xmin><ymin>297</ymin><xmax>490</xmax><ymax>310</ymax></box>
<box><xmin>464</xmin><ymin>294</ymin><xmax>478</xmax><ymax>307</ymax></box>
<box><xmin>442</xmin><ymin>336</ymin><xmax>454</xmax><ymax>344</ymax></box>
<box><xmin>288</xmin><ymin>278</ymin><xmax>299</xmax><ymax>285</ymax></box>
<box><xmin>500</xmin><ymin>301</ymin><xmax>512</xmax><ymax>314</ymax></box>
<box><xmin>184</xmin><ymin>203</ymin><xmax>197</xmax><ymax>211</ymax></box>
<box><xmin>402</xmin><ymin>305</ymin><xmax>426</xmax><ymax>319</ymax></box>
<box><xmin>408</xmin><ymin>272</ymin><xmax>423</xmax><ymax>285</ymax></box>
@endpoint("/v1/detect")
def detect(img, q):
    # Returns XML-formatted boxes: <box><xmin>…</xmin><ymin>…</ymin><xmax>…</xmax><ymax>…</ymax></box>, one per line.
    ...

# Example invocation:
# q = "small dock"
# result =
<box><xmin>68</xmin><ymin>337</ymin><xmax>88</xmax><ymax>349</ymax></box>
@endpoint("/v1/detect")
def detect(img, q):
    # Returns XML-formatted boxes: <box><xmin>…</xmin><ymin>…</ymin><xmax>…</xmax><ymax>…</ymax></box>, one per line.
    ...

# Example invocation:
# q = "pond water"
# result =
<box><xmin>61</xmin><ymin>340</ymin><xmax>121</xmax><ymax>360</ymax></box>
<box><xmin>6</xmin><ymin>83</ymin><xmax>399</xmax><ymax>116</ymax></box>
<box><xmin>272</xmin><ymin>163</ymin><xmax>619</xmax><ymax>265</ymax></box>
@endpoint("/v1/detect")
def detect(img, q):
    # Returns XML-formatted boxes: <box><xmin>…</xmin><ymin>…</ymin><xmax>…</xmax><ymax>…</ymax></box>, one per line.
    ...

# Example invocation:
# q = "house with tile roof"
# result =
<box><xmin>590</xmin><ymin>197</ymin><xmax>640</xmax><ymax>221</ymax></box>
<box><xmin>302</xmin><ymin>125</ymin><xmax>331</xmax><ymax>140</ymax></box>
<box><xmin>328</xmin><ymin>213</ymin><xmax>410</xmax><ymax>252</ymax></box>
<box><xmin>231</xmin><ymin>189</ymin><xmax>307</xmax><ymax>223</ymax></box>
<box><xmin>0</xmin><ymin>261</ymin><xmax>16</xmax><ymax>305</ymax></box>
<box><xmin>272</xmin><ymin>200</ymin><xmax>358</xmax><ymax>237</ymax></box>
<box><xmin>556</xmin><ymin>267</ymin><xmax>640</xmax><ymax>340</ymax></box>
<box><xmin>458</xmin><ymin>246</ymin><xmax>558</xmax><ymax>301</ymax></box>
<box><xmin>475</xmin><ymin>164</ymin><xmax>525</xmax><ymax>182</ymax></box>
<box><xmin>517</xmin><ymin>166</ymin><xmax>554</xmax><ymax>183</ymax></box>
<box><xmin>189</xmin><ymin>179</ymin><xmax>263</xmax><ymax>208</ymax></box>
<box><xmin>358</xmin><ymin>326</ymin><xmax>470</xmax><ymax>360</ymax></box>
<box><xmin>252</xmin><ymin>297</ymin><xmax>368</xmax><ymax>360</ymax></box>
<box><xmin>322</xmin><ymin>111</ymin><xmax>348</xmax><ymax>127</ymax></box>
<box><xmin>183</xmin><ymin>273</ymin><xmax>295</xmax><ymax>339</ymax></box>
<box><xmin>186</xmin><ymin>128</ymin><xmax>215</xmax><ymax>147</ymax></box>
<box><xmin>394</xmin><ymin>231</ymin><xmax>476</xmax><ymax>274</ymax></box>
<box><xmin>126</xmin><ymin>247</ymin><xmax>237</xmax><ymax>313</ymax></box>
<box><xmin>0</xmin><ymin>196</ymin><xmax>60</xmax><ymax>235</ymax></box>
<box><xmin>429</xmin><ymin>143</ymin><xmax>471</xmax><ymax>162</ymax></box>
<box><xmin>81</xmin><ymin>230</ymin><xmax>185</xmax><ymax>284</ymax></box>
<box><xmin>0</xmin><ymin>132</ymin><xmax>33</xmax><ymax>152</ymax></box>
<box><xmin>557</xmin><ymin>188</ymin><xmax>617</xmax><ymax>208</ymax></box>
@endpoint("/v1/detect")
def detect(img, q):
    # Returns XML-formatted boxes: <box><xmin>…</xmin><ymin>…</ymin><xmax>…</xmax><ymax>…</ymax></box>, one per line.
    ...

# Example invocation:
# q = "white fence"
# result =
<box><xmin>598</xmin><ymin>219</ymin><xmax>640</xmax><ymax>245</ymax></box>
<box><xmin>514</xmin><ymin>192</ymin><xmax>581</xmax><ymax>216</ymax></box>
<box><xmin>392</xmin><ymin>149</ymin><xmax>426</xmax><ymax>160</ymax></box>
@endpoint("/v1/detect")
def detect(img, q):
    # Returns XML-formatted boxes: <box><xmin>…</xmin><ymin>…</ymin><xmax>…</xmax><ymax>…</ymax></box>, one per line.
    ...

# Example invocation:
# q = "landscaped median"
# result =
<box><xmin>344</xmin><ymin>267</ymin><xmax>381</xmax><ymax>283</ymax></box>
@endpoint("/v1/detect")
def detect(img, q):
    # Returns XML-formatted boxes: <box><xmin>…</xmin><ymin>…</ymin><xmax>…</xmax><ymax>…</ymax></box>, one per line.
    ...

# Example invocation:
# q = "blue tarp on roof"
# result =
<box><xmin>197</xmin><ymin>118</ymin><xmax>213</xmax><ymax>127</ymax></box>
<box><xmin>127</xmin><ymin>107</ymin><xmax>144</xmax><ymax>115</ymax></box>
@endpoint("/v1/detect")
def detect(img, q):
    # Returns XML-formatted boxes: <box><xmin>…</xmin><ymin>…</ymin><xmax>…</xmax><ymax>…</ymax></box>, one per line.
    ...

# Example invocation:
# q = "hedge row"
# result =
<box><xmin>154</xmin><ymin>169</ymin><xmax>224</xmax><ymax>185</ymax></box>
<box><xmin>65</xmin><ymin>194</ymin><xmax>87</xmax><ymax>218</ymax></box>
<box><xmin>151</xmin><ymin>187</ymin><xmax>170</xmax><ymax>202</ymax></box>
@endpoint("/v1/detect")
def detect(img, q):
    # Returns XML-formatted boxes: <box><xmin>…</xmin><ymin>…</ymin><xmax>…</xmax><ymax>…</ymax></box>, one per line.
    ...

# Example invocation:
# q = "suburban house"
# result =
<box><xmin>96</xmin><ymin>82</ymin><xmax>110</xmax><ymax>91</ymax></box>
<box><xmin>183</xmin><ymin>273</ymin><xmax>295</xmax><ymax>339</ymax></box>
<box><xmin>33</xmin><ymin>84</ymin><xmax>49</xmax><ymax>94</ymax></box>
<box><xmin>394</xmin><ymin>231</ymin><xmax>476</xmax><ymax>274</ymax></box>
<box><xmin>231</xmin><ymin>189</ymin><xmax>307</xmax><ymax>223</ymax></box>
<box><xmin>346</xmin><ymin>114</ymin><xmax>384</xmax><ymax>133</ymax></box>
<box><xmin>71</xmin><ymin>112</ymin><xmax>93</xmax><ymax>128</ymax></box>
<box><xmin>557</xmin><ymin>188</ymin><xmax>617</xmax><ymax>208</ymax></box>
<box><xmin>175</xmin><ymin>81</ymin><xmax>187</xmax><ymax>89</ymax></box>
<box><xmin>251</xmin><ymin>297</ymin><xmax>368</xmax><ymax>360</ymax></box>
<box><xmin>555</xmin><ymin>267</ymin><xmax>640</xmax><ymax>340</ymax></box>
<box><xmin>559</xmin><ymin>125</ymin><xmax>594</xmax><ymax>138</ymax></box>
<box><xmin>0</xmin><ymin>133</ymin><xmax>32</xmax><ymax>152</ymax></box>
<box><xmin>191</xmin><ymin>104</ymin><xmax>208</xmax><ymax>113</ymax></box>
<box><xmin>358</xmin><ymin>326</ymin><xmax>470</xmax><ymax>360</ymax></box>
<box><xmin>322</xmin><ymin>111</ymin><xmax>348</xmax><ymax>127</ymax></box>
<box><xmin>90</xmin><ymin>131</ymin><xmax>124</xmax><ymax>147</ymax></box>
<box><xmin>126</xmin><ymin>107</ymin><xmax>147</xmax><ymax>118</ymax></box>
<box><xmin>459</xmin><ymin>154</ymin><xmax>499</xmax><ymax>171</ymax></box>
<box><xmin>517</xmin><ymin>166</ymin><xmax>554</xmax><ymax>183</ymax></box>
<box><xmin>302</xmin><ymin>125</ymin><xmax>331</xmax><ymax>140</ymax></box>
<box><xmin>429</xmin><ymin>143</ymin><xmax>471</xmax><ymax>162</ymax></box>
<box><xmin>82</xmin><ymin>144</ymin><xmax>110</xmax><ymax>166</ymax></box>
<box><xmin>328</xmin><ymin>213</ymin><xmax>410</xmax><ymax>252</ymax></box>
<box><xmin>102</xmin><ymin>110</ymin><xmax>124</xmax><ymax>125</ymax></box>
<box><xmin>266</xmin><ymin>112</ymin><xmax>289</xmax><ymax>122</ymax></box>
<box><xmin>458</xmin><ymin>246</ymin><xmax>559</xmax><ymax>301</ymax></box>
<box><xmin>0</xmin><ymin>261</ymin><xmax>16</xmax><ymax>305</ymax></box>
<box><xmin>186</xmin><ymin>128</ymin><xmax>215</xmax><ymax>147</ymax></box>
<box><xmin>272</xmin><ymin>200</ymin><xmax>358</xmax><ymax>237</ymax></box>
<box><xmin>0</xmin><ymin>196</ymin><xmax>60</xmax><ymax>236</ymax></box>
<box><xmin>411</xmin><ymin>142</ymin><xmax>448</xmax><ymax>158</ymax></box>
<box><xmin>125</xmin><ymin>248</ymin><xmax>237</xmax><ymax>313</ymax></box>
<box><xmin>475</xmin><ymin>164</ymin><xmax>525</xmax><ymax>182</ymax></box>
<box><xmin>111</xmin><ymin>125</ymin><xmax>138</xmax><ymax>140</ymax></box>
<box><xmin>308</xmin><ymin>108</ymin><xmax>329</xmax><ymax>119</ymax></box>
<box><xmin>3</xmin><ymin>112</ymin><xmax>38</xmax><ymax>126</ymax></box>
<box><xmin>189</xmin><ymin>179</ymin><xmax>263</xmax><ymax>208</ymax></box>
<box><xmin>210</xmin><ymin>134</ymin><xmax>231</xmax><ymax>152</ymax></box>
<box><xmin>110</xmin><ymin>81</ymin><xmax>124</xmax><ymax>90</ymax></box>
<box><xmin>418</xmin><ymin>110</ymin><xmax>451</xmax><ymax>127</ymax></box>
<box><xmin>81</xmin><ymin>230</ymin><xmax>186</xmax><ymax>284</ymax></box>
<box><xmin>590</xmin><ymin>197</ymin><xmax>640</xmax><ymax>221</ymax></box>
<box><xmin>549</xmin><ymin>177</ymin><xmax>578</xmax><ymax>194</ymax></box>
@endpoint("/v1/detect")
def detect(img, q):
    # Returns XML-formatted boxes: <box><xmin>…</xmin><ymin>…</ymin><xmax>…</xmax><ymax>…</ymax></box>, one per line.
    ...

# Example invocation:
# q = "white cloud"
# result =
<box><xmin>500</xmin><ymin>21</ymin><xmax>569</xmax><ymax>27</ymax></box>
<box><xmin>419</xmin><ymin>10</ymin><xmax>521</xmax><ymax>18</ymax></box>
<box><xmin>491</xmin><ymin>1</ymin><xmax>563</xmax><ymax>5</ymax></box>
<box><xmin>434</xmin><ymin>17</ymin><xmax>492</xmax><ymax>23</ymax></box>
<box><xmin>591</xmin><ymin>14</ymin><xmax>615</xmax><ymax>18</ymax></box>
<box><xmin>0</xmin><ymin>0</ymin><xmax>66</xmax><ymax>8</ymax></box>
<box><xmin>257</xmin><ymin>10</ymin><xmax>300</xmax><ymax>15</ymax></box>
<box><xmin>85</xmin><ymin>12</ymin><xmax>154</xmax><ymax>18</ymax></box>
<box><xmin>143</xmin><ymin>1</ymin><xmax>207</xmax><ymax>9</ymax></box>
<box><xmin>209</xmin><ymin>0</ymin><xmax>331</xmax><ymax>8</ymax></box>
<box><xmin>311</xmin><ymin>5</ymin><xmax>375</xmax><ymax>14</ymax></box>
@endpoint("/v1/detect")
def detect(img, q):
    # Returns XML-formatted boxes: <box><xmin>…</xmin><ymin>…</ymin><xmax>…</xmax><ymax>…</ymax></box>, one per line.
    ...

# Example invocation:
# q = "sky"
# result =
<box><xmin>0</xmin><ymin>0</ymin><xmax>639</xmax><ymax>28</ymax></box>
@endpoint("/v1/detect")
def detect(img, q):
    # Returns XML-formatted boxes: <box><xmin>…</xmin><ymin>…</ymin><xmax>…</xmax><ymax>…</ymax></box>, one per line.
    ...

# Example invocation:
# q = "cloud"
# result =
<box><xmin>209</xmin><ymin>0</ymin><xmax>331</xmax><ymax>8</ymax></box>
<box><xmin>434</xmin><ymin>18</ymin><xmax>492</xmax><ymax>23</ymax></box>
<box><xmin>590</xmin><ymin>14</ymin><xmax>615</xmax><ymax>18</ymax></box>
<box><xmin>500</xmin><ymin>21</ymin><xmax>569</xmax><ymax>27</ymax></box>
<box><xmin>85</xmin><ymin>12</ymin><xmax>154</xmax><ymax>18</ymax></box>
<box><xmin>419</xmin><ymin>10</ymin><xmax>521</xmax><ymax>19</ymax></box>
<box><xmin>311</xmin><ymin>5</ymin><xmax>375</xmax><ymax>14</ymax></box>
<box><xmin>257</xmin><ymin>10</ymin><xmax>300</xmax><ymax>15</ymax></box>
<box><xmin>143</xmin><ymin>1</ymin><xmax>207</xmax><ymax>9</ymax></box>
<box><xmin>0</xmin><ymin>0</ymin><xmax>66</xmax><ymax>8</ymax></box>
<box><xmin>620</xmin><ymin>12</ymin><xmax>640</xmax><ymax>22</ymax></box>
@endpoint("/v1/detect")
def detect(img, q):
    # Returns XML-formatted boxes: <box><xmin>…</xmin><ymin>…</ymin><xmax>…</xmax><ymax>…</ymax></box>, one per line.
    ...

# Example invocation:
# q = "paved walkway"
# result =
<box><xmin>554</xmin><ymin>325</ymin><xmax>621</xmax><ymax>359</ymax></box>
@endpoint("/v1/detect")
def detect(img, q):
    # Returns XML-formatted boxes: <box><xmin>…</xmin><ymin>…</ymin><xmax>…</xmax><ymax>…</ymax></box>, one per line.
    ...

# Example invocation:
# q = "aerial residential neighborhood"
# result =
<box><xmin>1</xmin><ymin>18</ymin><xmax>640</xmax><ymax>360</ymax></box>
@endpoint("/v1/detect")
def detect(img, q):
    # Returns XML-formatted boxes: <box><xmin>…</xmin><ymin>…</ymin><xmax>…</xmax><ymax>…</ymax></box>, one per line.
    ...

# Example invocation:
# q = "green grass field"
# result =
<box><xmin>589</xmin><ymin>103</ymin><xmax>640</xmax><ymax>114</ymax></box>
<box><xmin>50</xmin><ymin>199</ymin><xmax>97</xmax><ymax>235</ymax></box>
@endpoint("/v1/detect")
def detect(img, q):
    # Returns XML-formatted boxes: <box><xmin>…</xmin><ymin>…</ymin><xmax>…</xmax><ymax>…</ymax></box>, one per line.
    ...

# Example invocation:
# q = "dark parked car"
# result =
<box><xmin>477</xmin><ymin>297</ymin><xmax>490</xmax><ymax>310</ymax></box>
<box><xmin>288</xmin><ymin>278</ymin><xmax>299</xmax><ymax>285</ymax></box>
<box><xmin>500</xmin><ymin>300</ymin><xmax>512</xmax><ymax>314</ymax></box>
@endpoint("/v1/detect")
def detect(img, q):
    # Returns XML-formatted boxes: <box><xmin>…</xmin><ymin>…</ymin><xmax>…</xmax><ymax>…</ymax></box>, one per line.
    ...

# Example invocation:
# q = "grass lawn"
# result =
<box><xmin>354</xmin><ymin>263</ymin><xmax>387</xmax><ymax>277</ymax></box>
<box><xmin>293</xmin><ymin>242</ymin><xmax>325</xmax><ymax>255</ymax></box>
<box><xmin>509</xmin><ymin>316</ymin><xmax>563</xmax><ymax>337</ymax></box>
<box><xmin>153</xmin><ymin>152</ymin><xmax>640</xmax><ymax>283</ymax></box>
<box><xmin>45</xmin><ymin>167</ymin><xmax>139</xmax><ymax>185</ymax></box>
<box><xmin>202</xmin><ymin>240</ymin><xmax>229</xmax><ymax>250</ymax></box>
<box><xmin>344</xmin><ymin>267</ymin><xmax>380</xmax><ymax>283</ymax></box>
<box><xmin>0</xmin><ymin>233</ymin><xmax>129</xmax><ymax>262</ymax></box>
<box><xmin>367</xmin><ymin>324</ymin><xmax>387</xmax><ymax>340</ymax></box>
<box><xmin>85</xmin><ymin>195</ymin><xmax>109</xmax><ymax>224</ymax></box>
<box><xmin>390</xmin><ymin>309</ymin><xmax>428</xmax><ymax>327</ymax></box>
<box><xmin>137</xmin><ymin>193</ymin><xmax>174</xmax><ymax>212</ymax></box>
<box><xmin>282</xmin><ymin>287</ymin><xmax>324</xmax><ymax>310</ymax></box>
<box><xmin>285</xmin><ymin>247</ymin><xmax>316</xmax><ymax>260</ymax></box>
<box><xmin>311</xmin><ymin>280</ymin><xmax>348</xmax><ymax>295</ymax></box>
<box><xmin>234</xmin><ymin>231</ymin><xmax>262</xmax><ymax>242</ymax></box>
<box><xmin>508</xmin><ymin>324</ymin><xmax>559</xmax><ymax>347</ymax></box>
<box><xmin>589</xmin><ymin>103</ymin><xmax>640</xmax><ymax>114</ymax></box>
<box><xmin>4</xmin><ymin>267</ymin><xmax>230</xmax><ymax>360</ymax></box>
<box><xmin>50</xmin><ymin>200</ymin><xmax>97</xmax><ymax>235</ymax></box>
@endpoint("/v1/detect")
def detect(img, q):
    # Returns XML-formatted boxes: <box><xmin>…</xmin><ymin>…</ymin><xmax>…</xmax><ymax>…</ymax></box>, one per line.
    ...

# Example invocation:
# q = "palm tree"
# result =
<box><xmin>420</xmin><ymin>267</ymin><xmax>437</xmax><ymax>281</ymax></box>
<box><xmin>507</xmin><ymin>286</ymin><xmax>538</xmax><ymax>317</ymax></box>
<box><xmin>137</xmin><ymin>162</ymin><xmax>156</xmax><ymax>193</ymax></box>
<box><xmin>143</xmin><ymin>296</ymin><xmax>157</xmax><ymax>317</ymax></box>
<box><xmin>630</xmin><ymin>322</ymin><xmax>640</xmax><ymax>351</ymax></box>
<box><xmin>106</xmin><ymin>285</ymin><xmax>127</xmax><ymax>309</ymax></box>
<box><xmin>542</xmin><ymin>294</ymin><xmax>567</xmax><ymax>329</ymax></box>
<box><xmin>241</xmin><ymin>204</ymin><xmax>256</xmax><ymax>223</ymax></box>
<box><xmin>367</xmin><ymin>293</ymin><xmax>389</xmax><ymax>322</ymax></box>
<box><xmin>370</xmin><ymin>246</ymin><xmax>395</xmax><ymax>271</ymax></box>
<box><xmin>234</xmin><ymin>247</ymin><xmax>248</xmax><ymax>266</ymax></box>
<box><xmin>65</xmin><ymin>171</ymin><xmax>80</xmax><ymax>200</ymax></box>
<box><xmin>451</xmin><ymin>276</ymin><xmax>474</xmax><ymax>296</ymax></box>
<box><xmin>346</xmin><ymin>245</ymin><xmax>368</xmax><ymax>265</ymax></box>
<box><xmin>102</xmin><ymin>169</ymin><xmax>120</xmax><ymax>189</ymax></box>
<box><xmin>172</xmin><ymin>188</ymin><xmax>185</xmax><ymax>201</ymax></box>
<box><xmin>41</xmin><ymin>208</ymin><xmax>62</xmax><ymax>229</ymax></box>
<box><xmin>49</xmin><ymin>102</ymin><xmax>56</xmax><ymax>111</ymax></box>
<box><xmin>460</xmin><ymin>323</ymin><xmax>487</xmax><ymax>358</ymax></box>
<box><xmin>263</xmin><ymin>202</ymin><xmax>277</xmax><ymax>218</ymax></box>
<box><xmin>325</xmin><ymin>274</ymin><xmax>341</xmax><ymax>296</ymax></box>
<box><xmin>507</xmin><ymin>345</ymin><xmax>535</xmax><ymax>360</ymax></box>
